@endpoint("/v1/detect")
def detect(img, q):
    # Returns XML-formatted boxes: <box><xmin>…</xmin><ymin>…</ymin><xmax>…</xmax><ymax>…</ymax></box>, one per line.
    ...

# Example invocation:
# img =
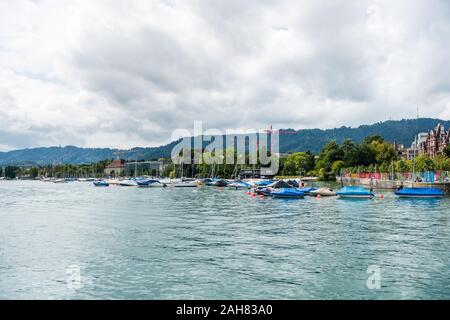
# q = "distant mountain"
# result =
<box><xmin>0</xmin><ymin>118</ymin><xmax>449</xmax><ymax>165</ymax></box>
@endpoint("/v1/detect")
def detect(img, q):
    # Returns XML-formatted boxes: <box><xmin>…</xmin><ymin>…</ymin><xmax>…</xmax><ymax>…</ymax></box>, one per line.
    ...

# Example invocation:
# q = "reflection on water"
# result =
<box><xmin>0</xmin><ymin>181</ymin><xmax>449</xmax><ymax>299</ymax></box>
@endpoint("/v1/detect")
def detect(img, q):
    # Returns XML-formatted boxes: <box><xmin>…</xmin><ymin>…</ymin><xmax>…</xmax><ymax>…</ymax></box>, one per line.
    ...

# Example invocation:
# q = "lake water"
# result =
<box><xmin>0</xmin><ymin>180</ymin><xmax>449</xmax><ymax>299</ymax></box>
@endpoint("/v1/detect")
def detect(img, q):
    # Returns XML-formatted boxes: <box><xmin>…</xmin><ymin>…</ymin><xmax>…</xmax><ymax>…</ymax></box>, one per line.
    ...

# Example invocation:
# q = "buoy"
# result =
<box><xmin>252</xmin><ymin>193</ymin><xmax>256</xmax><ymax>197</ymax></box>
<box><xmin>316</xmin><ymin>194</ymin><xmax>321</xmax><ymax>199</ymax></box>
<box><xmin>259</xmin><ymin>195</ymin><xmax>264</xmax><ymax>199</ymax></box>
<box><xmin>380</xmin><ymin>194</ymin><xmax>384</xmax><ymax>199</ymax></box>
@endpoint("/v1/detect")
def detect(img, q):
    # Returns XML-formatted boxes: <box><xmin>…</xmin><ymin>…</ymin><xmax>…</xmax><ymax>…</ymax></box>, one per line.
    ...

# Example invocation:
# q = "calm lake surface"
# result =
<box><xmin>0</xmin><ymin>180</ymin><xmax>449</xmax><ymax>299</ymax></box>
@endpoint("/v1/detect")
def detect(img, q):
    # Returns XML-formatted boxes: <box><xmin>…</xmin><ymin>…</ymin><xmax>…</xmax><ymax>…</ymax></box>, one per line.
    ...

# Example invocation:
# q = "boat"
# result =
<box><xmin>297</xmin><ymin>187</ymin><xmax>318</xmax><ymax>195</ymax></box>
<box><xmin>269</xmin><ymin>188</ymin><xmax>305</xmax><ymax>198</ymax></box>
<box><xmin>267</xmin><ymin>180</ymin><xmax>294</xmax><ymax>189</ymax></box>
<box><xmin>228</xmin><ymin>181</ymin><xmax>251</xmax><ymax>189</ymax></box>
<box><xmin>210</xmin><ymin>179</ymin><xmax>228</xmax><ymax>187</ymax></box>
<box><xmin>105</xmin><ymin>178</ymin><xmax>121</xmax><ymax>186</ymax></box>
<box><xmin>172</xmin><ymin>179</ymin><xmax>199</xmax><ymax>187</ymax></box>
<box><xmin>310</xmin><ymin>188</ymin><xmax>336</xmax><ymax>197</ymax></box>
<box><xmin>119</xmin><ymin>179</ymin><xmax>138</xmax><ymax>187</ymax></box>
<box><xmin>53</xmin><ymin>179</ymin><xmax>67</xmax><ymax>184</ymax></box>
<box><xmin>336</xmin><ymin>186</ymin><xmax>374</xmax><ymax>199</ymax></box>
<box><xmin>255</xmin><ymin>187</ymin><xmax>274</xmax><ymax>196</ymax></box>
<box><xmin>395</xmin><ymin>187</ymin><xmax>444</xmax><ymax>198</ymax></box>
<box><xmin>253</xmin><ymin>180</ymin><xmax>276</xmax><ymax>187</ymax></box>
<box><xmin>93</xmin><ymin>180</ymin><xmax>109</xmax><ymax>187</ymax></box>
<box><xmin>136</xmin><ymin>179</ymin><xmax>167</xmax><ymax>188</ymax></box>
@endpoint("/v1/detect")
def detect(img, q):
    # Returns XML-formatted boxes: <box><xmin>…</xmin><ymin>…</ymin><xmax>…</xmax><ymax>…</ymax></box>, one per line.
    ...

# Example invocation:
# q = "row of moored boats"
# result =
<box><xmin>91</xmin><ymin>177</ymin><xmax>446</xmax><ymax>199</ymax></box>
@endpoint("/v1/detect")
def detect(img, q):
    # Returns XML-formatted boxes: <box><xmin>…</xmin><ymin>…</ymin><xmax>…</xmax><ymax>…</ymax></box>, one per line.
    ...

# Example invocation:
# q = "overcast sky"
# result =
<box><xmin>0</xmin><ymin>0</ymin><xmax>449</xmax><ymax>150</ymax></box>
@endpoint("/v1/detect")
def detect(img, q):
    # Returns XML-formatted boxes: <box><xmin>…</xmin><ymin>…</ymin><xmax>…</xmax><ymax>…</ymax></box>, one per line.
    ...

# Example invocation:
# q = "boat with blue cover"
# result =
<box><xmin>297</xmin><ymin>187</ymin><xmax>318</xmax><ymax>195</ymax></box>
<box><xmin>253</xmin><ymin>180</ymin><xmax>275</xmax><ymax>187</ymax></box>
<box><xmin>93</xmin><ymin>180</ymin><xmax>109</xmax><ymax>187</ymax></box>
<box><xmin>136</xmin><ymin>179</ymin><xmax>166</xmax><ymax>187</ymax></box>
<box><xmin>269</xmin><ymin>188</ymin><xmax>305</xmax><ymax>198</ymax></box>
<box><xmin>394</xmin><ymin>187</ymin><xmax>444</xmax><ymax>198</ymax></box>
<box><xmin>336</xmin><ymin>186</ymin><xmax>374</xmax><ymax>199</ymax></box>
<box><xmin>228</xmin><ymin>181</ymin><xmax>251</xmax><ymax>189</ymax></box>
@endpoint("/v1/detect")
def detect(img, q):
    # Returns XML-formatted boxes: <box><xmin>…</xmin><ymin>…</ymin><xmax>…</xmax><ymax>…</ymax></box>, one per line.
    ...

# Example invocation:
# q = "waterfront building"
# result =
<box><xmin>418</xmin><ymin>124</ymin><xmax>450</xmax><ymax>158</ymax></box>
<box><xmin>104</xmin><ymin>159</ymin><xmax>126</xmax><ymax>176</ymax></box>
<box><xmin>406</xmin><ymin>132</ymin><xmax>428</xmax><ymax>160</ymax></box>
<box><xmin>125</xmin><ymin>160</ymin><xmax>167</xmax><ymax>177</ymax></box>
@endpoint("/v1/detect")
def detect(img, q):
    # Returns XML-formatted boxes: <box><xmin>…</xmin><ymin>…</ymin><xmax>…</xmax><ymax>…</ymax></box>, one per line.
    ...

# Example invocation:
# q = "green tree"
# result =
<box><xmin>415</xmin><ymin>155</ymin><xmax>435</xmax><ymax>172</ymax></box>
<box><xmin>30</xmin><ymin>167</ymin><xmax>39</xmax><ymax>179</ymax></box>
<box><xmin>364</xmin><ymin>135</ymin><xmax>384</xmax><ymax>145</ymax></box>
<box><xmin>443</xmin><ymin>145</ymin><xmax>450</xmax><ymax>157</ymax></box>
<box><xmin>375</xmin><ymin>142</ymin><xmax>398</xmax><ymax>164</ymax></box>
<box><xmin>395</xmin><ymin>159</ymin><xmax>411</xmax><ymax>173</ymax></box>
<box><xmin>282</xmin><ymin>152</ymin><xmax>316</xmax><ymax>176</ymax></box>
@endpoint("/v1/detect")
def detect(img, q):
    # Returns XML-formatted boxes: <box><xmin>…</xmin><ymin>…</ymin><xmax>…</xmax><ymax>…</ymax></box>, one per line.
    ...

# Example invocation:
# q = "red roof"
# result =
<box><xmin>106</xmin><ymin>159</ymin><xmax>125</xmax><ymax>169</ymax></box>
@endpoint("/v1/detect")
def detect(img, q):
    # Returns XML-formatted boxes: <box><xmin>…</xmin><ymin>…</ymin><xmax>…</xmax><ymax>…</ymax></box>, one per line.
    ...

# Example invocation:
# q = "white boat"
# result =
<box><xmin>172</xmin><ymin>179</ymin><xmax>199</xmax><ymax>187</ymax></box>
<box><xmin>119</xmin><ymin>179</ymin><xmax>138</xmax><ymax>187</ymax></box>
<box><xmin>53</xmin><ymin>179</ymin><xmax>67</xmax><ymax>184</ymax></box>
<box><xmin>105</xmin><ymin>179</ymin><xmax>121</xmax><ymax>186</ymax></box>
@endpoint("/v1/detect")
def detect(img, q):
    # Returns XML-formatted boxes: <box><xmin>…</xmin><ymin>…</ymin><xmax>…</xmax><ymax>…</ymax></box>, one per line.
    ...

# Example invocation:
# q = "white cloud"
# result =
<box><xmin>0</xmin><ymin>0</ymin><xmax>449</xmax><ymax>150</ymax></box>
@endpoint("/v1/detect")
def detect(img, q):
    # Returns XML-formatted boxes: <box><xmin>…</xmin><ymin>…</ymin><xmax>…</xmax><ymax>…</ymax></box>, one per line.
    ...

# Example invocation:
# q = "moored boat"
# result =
<box><xmin>93</xmin><ymin>180</ymin><xmax>109</xmax><ymax>187</ymax></box>
<box><xmin>119</xmin><ymin>179</ymin><xmax>138</xmax><ymax>187</ymax></box>
<box><xmin>172</xmin><ymin>179</ymin><xmax>199</xmax><ymax>187</ymax></box>
<box><xmin>310</xmin><ymin>188</ymin><xmax>336</xmax><ymax>197</ymax></box>
<box><xmin>336</xmin><ymin>186</ymin><xmax>374</xmax><ymax>199</ymax></box>
<box><xmin>394</xmin><ymin>187</ymin><xmax>444</xmax><ymax>198</ymax></box>
<box><xmin>297</xmin><ymin>187</ymin><xmax>318</xmax><ymax>195</ymax></box>
<box><xmin>228</xmin><ymin>181</ymin><xmax>251</xmax><ymax>189</ymax></box>
<box><xmin>210</xmin><ymin>179</ymin><xmax>228</xmax><ymax>187</ymax></box>
<box><xmin>269</xmin><ymin>188</ymin><xmax>305</xmax><ymax>198</ymax></box>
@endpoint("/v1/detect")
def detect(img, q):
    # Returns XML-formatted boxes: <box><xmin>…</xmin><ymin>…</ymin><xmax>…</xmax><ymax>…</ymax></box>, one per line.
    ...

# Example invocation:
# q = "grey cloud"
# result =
<box><xmin>0</xmin><ymin>0</ymin><xmax>449</xmax><ymax>150</ymax></box>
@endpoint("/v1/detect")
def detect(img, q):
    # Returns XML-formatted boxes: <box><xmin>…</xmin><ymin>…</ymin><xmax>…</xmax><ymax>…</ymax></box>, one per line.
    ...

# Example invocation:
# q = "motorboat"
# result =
<box><xmin>336</xmin><ymin>186</ymin><xmax>374</xmax><ymax>199</ymax></box>
<box><xmin>394</xmin><ymin>187</ymin><xmax>445</xmax><ymax>198</ymax></box>
<box><xmin>105</xmin><ymin>179</ymin><xmax>121</xmax><ymax>186</ymax></box>
<box><xmin>297</xmin><ymin>187</ymin><xmax>318</xmax><ymax>195</ymax></box>
<box><xmin>136</xmin><ymin>179</ymin><xmax>167</xmax><ymax>188</ymax></box>
<box><xmin>310</xmin><ymin>188</ymin><xmax>337</xmax><ymax>197</ymax></box>
<box><xmin>172</xmin><ymin>179</ymin><xmax>199</xmax><ymax>187</ymax></box>
<box><xmin>210</xmin><ymin>179</ymin><xmax>228</xmax><ymax>187</ymax></box>
<box><xmin>119</xmin><ymin>179</ymin><xmax>138</xmax><ymax>187</ymax></box>
<box><xmin>93</xmin><ymin>180</ymin><xmax>109</xmax><ymax>187</ymax></box>
<box><xmin>227</xmin><ymin>181</ymin><xmax>251</xmax><ymax>189</ymax></box>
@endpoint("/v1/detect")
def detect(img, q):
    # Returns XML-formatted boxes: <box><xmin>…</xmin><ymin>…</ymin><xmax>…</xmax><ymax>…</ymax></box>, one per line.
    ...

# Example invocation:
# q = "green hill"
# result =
<box><xmin>0</xmin><ymin>118</ymin><xmax>448</xmax><ymax>165</ymax></box>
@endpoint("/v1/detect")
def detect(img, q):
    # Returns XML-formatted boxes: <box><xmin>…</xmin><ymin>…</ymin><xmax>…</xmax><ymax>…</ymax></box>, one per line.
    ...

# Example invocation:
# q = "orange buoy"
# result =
<box><xmin>380</xmin><ymin>194</ymin><xmax>384</xmax><ymax>199</ymax></box>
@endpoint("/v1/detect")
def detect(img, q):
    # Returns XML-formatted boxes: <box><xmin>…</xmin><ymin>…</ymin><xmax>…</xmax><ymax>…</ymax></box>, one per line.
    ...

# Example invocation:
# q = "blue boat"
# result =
<box><xmin>93</xmin><ymin>180</ymin><xmax>109</xmax><ymax>187</ymax></box>
<box><xmin>228</xmin><ymin>181</ymin><xmax>251</xmax><ymax>189</ymax></box>
<box><xmin>336</xmin><ymin>186</ymin><xmax>374</xmax><ymax>199</ymax></box>
<box><xmin>395</xmin><ymin>187</ymin><xmax>444</xmax><ymax>198</ymax></box>
<box><xmin>297</xmin><ymin>187</ymin><xmax>318</xmax><ymax>195</ymax></box>
<box><xmin>254</xmin><ymin>180</ymin><xmax>275</xmax><ymax>187</ymax></box>
<box><xmin>269</xmin><ymin>188</ymin><xmax>305</xmax><ymax>198</ymax></box>
<box><xmin>136</xmin><ymin>179</ymin><xmax>160</xmax><ymax>187</ymax></box>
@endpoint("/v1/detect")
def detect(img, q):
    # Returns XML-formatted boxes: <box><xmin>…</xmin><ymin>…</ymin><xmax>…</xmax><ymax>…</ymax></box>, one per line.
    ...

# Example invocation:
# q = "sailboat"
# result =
<box><xmin>172</xmin><ymin>162</ymin><xmax>199</xmax><ymax>187</ymax></box>
<box><xmin>395</xmin><ymin>135</ymin><xmax>444</xmax><ymax>198</ymax></box>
